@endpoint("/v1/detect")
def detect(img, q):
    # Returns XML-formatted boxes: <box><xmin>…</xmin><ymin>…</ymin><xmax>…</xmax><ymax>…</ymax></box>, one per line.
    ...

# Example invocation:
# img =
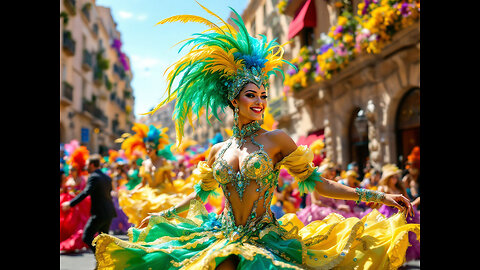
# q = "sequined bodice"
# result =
<box><xmin>213</xmin><ymin>147</ymin><xmax>274</xmax><ymax>187</ymax></box>
<box><xmin>212</xmin><ymin>134</ymin><xmax>280</xmax><ymax>241</ymax></box>
<box><xmin>142</xmin><ymin>161</ymin><xmax>173</xmax><ymax>188</ymax></box>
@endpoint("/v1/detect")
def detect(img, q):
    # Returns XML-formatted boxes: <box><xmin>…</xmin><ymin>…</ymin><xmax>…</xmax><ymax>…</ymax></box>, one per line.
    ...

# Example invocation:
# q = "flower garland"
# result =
<box><xmin>284</xmin><ymin>0</ymin><xmax>420</xmax><ymax>96</ymax></box>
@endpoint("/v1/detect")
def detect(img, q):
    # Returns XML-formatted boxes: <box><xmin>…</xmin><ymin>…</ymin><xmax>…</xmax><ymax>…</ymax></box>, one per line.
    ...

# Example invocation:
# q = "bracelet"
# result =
<box><xmin>355</xmin><ymin>188</ymin><xmax>385</xmax><ymax>204</ymax></box>
<box><xmin>157</xmin><ymin>207</ymin><xmax>177</xmax><ymax>218</ymax></box>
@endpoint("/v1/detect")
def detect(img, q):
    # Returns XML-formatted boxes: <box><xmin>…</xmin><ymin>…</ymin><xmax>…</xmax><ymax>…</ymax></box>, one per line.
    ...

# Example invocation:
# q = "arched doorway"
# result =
<box><xmin>395</xmin><ymin>88</ymin><xmax>420</xmax><ymax>168</ymax></box>
<box><xmin>349</xmin><ymin>108</ymin><xmax>369</xmax><ymax>179</ymax></box>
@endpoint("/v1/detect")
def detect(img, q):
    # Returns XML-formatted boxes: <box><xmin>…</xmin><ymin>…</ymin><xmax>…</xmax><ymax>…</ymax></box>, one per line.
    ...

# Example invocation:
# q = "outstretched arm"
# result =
<box><xmin>137</xmin><ymin>142</ymin><xmax>223</xmax><ymax>228</ymax></box>
<box><xmin>314</xmin><ymin>177</ymin><xmax>413</xmax><ymax>217</ymax></box>
<box><xmin>273</xmin><ymin>130</ymin><xmax>413</xmax><ymax>218</ymax></box>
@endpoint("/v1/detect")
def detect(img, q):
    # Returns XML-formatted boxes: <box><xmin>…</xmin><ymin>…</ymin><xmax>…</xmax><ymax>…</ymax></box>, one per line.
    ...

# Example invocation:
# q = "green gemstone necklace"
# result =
<box><xmin>232</xmin><ymin>120</ymin><xmax>261</xmax><ymax>148</ymax></box>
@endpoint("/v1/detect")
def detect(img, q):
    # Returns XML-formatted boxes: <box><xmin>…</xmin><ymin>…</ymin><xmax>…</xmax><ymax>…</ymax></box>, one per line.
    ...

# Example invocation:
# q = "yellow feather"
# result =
<box><xmin>194</xmin><ymin>0</ymin><xmax>232</xmax><ymax>36</ymax></box>
<box><xmin>156</xmin><ymin>15</ymin><xmax>222</xmax><ymax>33</ymax></box>
<box><xmin>203</xmin><ymin>47</ymin><xmax>243</xmax><ymax>76</ymax></box>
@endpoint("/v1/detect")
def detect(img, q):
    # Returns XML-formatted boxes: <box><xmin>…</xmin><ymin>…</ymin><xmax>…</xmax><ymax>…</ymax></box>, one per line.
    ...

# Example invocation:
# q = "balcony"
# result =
<box><xmin>92</xmin><ymin>107</ymin><xmax>108</xmax><ymax>126</ymax></box>
<box><xmin>93</xmin><ymin>66</ymin><xmax>104</xmax><ymax>86</ymax></box>
<box><xmin>92</xmin><ymin>23</ymin><xmax>99</xmax><ymax>37</ymax></box>
<box><xmin>63</xmin><ymin>0</ymin><xmax>76</xmax><ymax>15</ymax></box>
<box><xmin>82</xmin><ymin>99</ymin><xmax>108</xmax><ymax>126</ymax></box>
<box><xmin>82</xmin><ymin>98</ymin><xmax>96</xmax><ymax>116</ymax></box>
<box><xmin>62</xmin><ymin>31</ymin><xmax>76</xmax><ymax>56</ymax></box>
<box><xmin>113</xmin><ymin>63</ymin><xmax>126</xmax><ymax>80</ymax></box>
<box><xmin>82</xmin><ymin>49</ymin><xmax>93</xmax><ymax>71</ymax></box>
<box><xmin>81</xmin><ymin>3</ymin><xmax>91</xmax><ymax>22</ymax></box>
<box><xmin>61</xmin><ymin>81</ymin><xmax>74</xmax><ymax>104</ymax></box>
<box><xmin>110</xmin><ymin>92</ymin><xmax>127</xmax><ymax>111</ymax></box>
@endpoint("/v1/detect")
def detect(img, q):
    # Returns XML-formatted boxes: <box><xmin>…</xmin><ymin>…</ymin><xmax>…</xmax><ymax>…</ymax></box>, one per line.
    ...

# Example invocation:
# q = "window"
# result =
<box><xmin>300</xmin><ymin>27</ymin><xmax>315</xmax><ymax>47</ymax></box>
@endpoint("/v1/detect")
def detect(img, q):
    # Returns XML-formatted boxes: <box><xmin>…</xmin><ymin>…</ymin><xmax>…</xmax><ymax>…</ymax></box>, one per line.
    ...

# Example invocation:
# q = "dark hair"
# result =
<box><xmin>88</xmin><ymin>154</ymin><xmax>102</xmax><ymax>168</ymax></box>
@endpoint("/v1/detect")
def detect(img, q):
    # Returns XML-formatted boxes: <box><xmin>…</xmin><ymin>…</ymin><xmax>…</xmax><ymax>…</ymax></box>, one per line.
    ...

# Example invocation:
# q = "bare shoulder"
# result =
<box><xmin>263</xmin><ymin>129</ymin><xmax>297</xmax><ymax>157</ymax></box>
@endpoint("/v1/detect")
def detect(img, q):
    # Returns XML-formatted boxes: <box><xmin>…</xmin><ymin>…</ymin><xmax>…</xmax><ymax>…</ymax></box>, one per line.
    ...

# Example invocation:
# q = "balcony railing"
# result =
<box><xmin>62</xmin><ymin>31</ymin><xmax>76</xmax><ymax>56</ymax></box>
<box><xmin>81</xmin><ymin>4</ymin><xmax>91</xmax><ymax>22</ymax></box>
<box><xmin>110</xmin><ymin>91</ymin><xmax>127</xmax><ymax>111</ymax></box>
<box><xmin>63</xmin><ymin>0</ymin><xmax>76</xmax><ymax>15</ymax></box>
<box><xmin>92</xmin><ymin>107</ymin><xmax>108</xmax><ymax>125</ymax></box>
<box><xmin>62</xmin><ymin>81</ymin><xmax>73</xmax><ymax>101</ymax></box>
<box><xmin>82</xmin><ymin>99</ymin><xmax>96</xmax><ymax>116</ymax></box>
<box><xmin>93</xmin><ymin>66</ymin><xmax>104</xmax><ymax>86</ymax></box>
<box><xmin>113</xmin><ymin>63</ymin><xmax>126</xmax><ymax>80</ymax></box>
<box><xmin>82</xmin><ymin>49</ymin><xmax>93</xmax><ymax>71</ymax></box>
<box><xmin>92</xmin><ymin>23</ymin><xmax>99</xmax><ymax>37</ymax></box>
<box><xmin>82</xmin><ymin>98</ymin><xmax>108</xmax><ymax>125</ymax></box>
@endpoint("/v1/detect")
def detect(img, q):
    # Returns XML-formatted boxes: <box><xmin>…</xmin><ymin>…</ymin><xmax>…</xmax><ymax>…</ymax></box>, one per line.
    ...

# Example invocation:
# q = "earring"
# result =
<box><xmin>233</xmin><ymin>106</ymin><xmax>240</xmax><ymax>129</ymax></box>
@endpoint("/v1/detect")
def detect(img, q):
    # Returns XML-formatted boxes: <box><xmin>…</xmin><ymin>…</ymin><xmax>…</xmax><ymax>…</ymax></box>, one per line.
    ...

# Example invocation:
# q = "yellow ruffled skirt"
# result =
<box><xmin>118</xmin><ymin>178</ymin><xmax>195</xmax><ymax>226</ymax></box>
<box><xmin>94</xmin><ymin>199</ymin><xmax>419</xmax><ymax>269</ymax></box>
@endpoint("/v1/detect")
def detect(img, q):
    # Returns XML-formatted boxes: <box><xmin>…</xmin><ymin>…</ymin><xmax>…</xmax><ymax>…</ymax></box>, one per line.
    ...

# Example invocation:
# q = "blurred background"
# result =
<box><xmin>60</xmin><ymin>0</ymin><xmax>419</xmax><ymax>182</ymax></box>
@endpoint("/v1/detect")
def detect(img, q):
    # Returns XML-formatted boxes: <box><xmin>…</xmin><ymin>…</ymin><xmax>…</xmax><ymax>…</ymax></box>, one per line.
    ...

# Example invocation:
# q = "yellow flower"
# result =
<box><xmin>300</xmin><ymin>46</ymin><xmax>309</xmax><ymax>55</ymax></box>
<box><xmin>325</xmin><ymin>48</ymin><xmax>335</xmax><ymax>59</ymax></box>
<box><xmin>337</xmin><ymin>16</ymin><xmax>348</xmax><ymax>26</ymax></box>
<box><xmin>343</xmin><ymin>33</ymin><xmax>354</xmax><ymax>44</ymax></box>
<box><xmin>357</xmin><ymin>3</ymin><xmax>365</xmax><ymax>16</ymax></box>
<box><xmin>303</xmin><ymin>62</ymin><xmax>312</xmax><ymax>70</ymax></box>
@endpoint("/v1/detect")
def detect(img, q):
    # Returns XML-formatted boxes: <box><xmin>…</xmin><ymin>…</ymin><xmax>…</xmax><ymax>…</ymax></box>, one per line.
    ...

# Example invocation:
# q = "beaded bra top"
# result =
<box><xmin>212</xmin><ymin>131</ymin><xmax>281</xmax><ymax>241</ymax></box>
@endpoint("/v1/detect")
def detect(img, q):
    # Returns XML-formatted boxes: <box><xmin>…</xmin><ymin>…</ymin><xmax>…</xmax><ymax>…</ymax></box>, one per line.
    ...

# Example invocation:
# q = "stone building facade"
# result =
<box><xmin>240</xmin><ymin>0</ymin><xmax>420</xmax><ymax>172</ymax></box>
<box><xmin>60</xmin><ymin>0</ymin><xmax>136</xmax><ymax>155</ymax></box>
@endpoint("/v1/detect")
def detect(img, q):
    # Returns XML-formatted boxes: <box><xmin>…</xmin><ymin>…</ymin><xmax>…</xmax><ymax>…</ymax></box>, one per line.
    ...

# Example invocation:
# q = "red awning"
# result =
<box><xmin>287</xmin><ymin>0</ymin><xmax>317</xmax><ymax>40</ymax></box>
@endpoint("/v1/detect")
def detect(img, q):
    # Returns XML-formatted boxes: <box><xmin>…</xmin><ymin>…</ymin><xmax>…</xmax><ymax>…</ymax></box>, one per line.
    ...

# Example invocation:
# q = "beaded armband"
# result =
<box><xmin>157</xmin><ymin>207</ymin><xmax>177</xmax><ymax>218</ymax></box>
<box><xmin>354</xmin><ymin>188</ymin><xmax>385</xmax><ymax>204</ymax></box>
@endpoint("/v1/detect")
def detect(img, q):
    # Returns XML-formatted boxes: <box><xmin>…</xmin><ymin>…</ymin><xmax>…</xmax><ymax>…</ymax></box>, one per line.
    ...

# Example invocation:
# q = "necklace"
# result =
<box><xmin>232</xmin><ymin>120</ymin><xmax>261</xmax><ymax>147</ymax></box>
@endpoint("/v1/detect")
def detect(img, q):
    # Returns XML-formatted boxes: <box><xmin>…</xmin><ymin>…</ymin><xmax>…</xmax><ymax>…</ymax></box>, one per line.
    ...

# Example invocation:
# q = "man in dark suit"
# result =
<box><xmin>61</xmin><ymin>154</ymin><xmax>116</xmax><ymax>252</ymax></box>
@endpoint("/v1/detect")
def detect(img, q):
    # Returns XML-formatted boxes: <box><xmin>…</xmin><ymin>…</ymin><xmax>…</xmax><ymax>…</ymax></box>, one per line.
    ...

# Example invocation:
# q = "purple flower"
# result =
<box><xmin>319</xmin><ymin>43</ymin><xmax>333</xmax><ymax>54</ymax></box>
<box><xmin>287</xmin><ymin>69</ymin><xmax>297</xmax><ymax>76</ymax></box>
<box><xmin>334</xmin><ymin>25</ymin><xmax>343</xmax><ymax>35</ymax></box>
<box><xmin>362</xmin><ymin>0</ymin><xmax>370</xmax><ymax>15</ymax></box>
<box><xmin>400</xmin><ymin>3</ymin><xmax>412</xmax><ymax>17</ymax></box>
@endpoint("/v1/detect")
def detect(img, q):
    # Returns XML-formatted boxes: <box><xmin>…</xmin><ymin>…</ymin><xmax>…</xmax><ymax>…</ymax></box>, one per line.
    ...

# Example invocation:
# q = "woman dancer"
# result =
<box><xmin>117</xmin><ymin>124</ymin><xmax>193</xmax><ymax>226</ymax></box>
<box><xmin>60</xmin><ymin>146</ymin><xmax>91</xmax><ymax>253</ymax></box>
<box><xmin>93</xmin><ymin>3</ymin><xmax>419</xmax><ymax>269</ymax></box>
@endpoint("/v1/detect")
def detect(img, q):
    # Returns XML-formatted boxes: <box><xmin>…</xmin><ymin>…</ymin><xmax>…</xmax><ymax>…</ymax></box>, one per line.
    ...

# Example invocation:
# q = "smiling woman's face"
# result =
<box><xmin>233</xmin><ymin>82</ymin><xmax>267</xmax><ymax>123</ymax></box>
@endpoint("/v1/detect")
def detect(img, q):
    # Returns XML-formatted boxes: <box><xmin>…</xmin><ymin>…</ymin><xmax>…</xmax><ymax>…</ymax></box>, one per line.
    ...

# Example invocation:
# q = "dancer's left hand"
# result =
<box><xmin>382</xmin><ymin>194</ymin><xmax>414</xmax><ymax>218</ymax></box>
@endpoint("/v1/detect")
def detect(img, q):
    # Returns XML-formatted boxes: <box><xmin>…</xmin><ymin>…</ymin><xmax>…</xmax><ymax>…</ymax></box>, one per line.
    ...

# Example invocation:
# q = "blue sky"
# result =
<box><xmin>96</xmin><ymin>0</ymin><xmax>249</xmax><ymax>118</ymax></box>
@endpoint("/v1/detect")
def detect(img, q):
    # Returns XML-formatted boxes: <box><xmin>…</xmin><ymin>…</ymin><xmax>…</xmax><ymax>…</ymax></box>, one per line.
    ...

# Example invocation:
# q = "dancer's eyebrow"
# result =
<box><xmin>245</xmin><ymin>90</ymin><xmax>266</xmax><ymax>95</ymax></box>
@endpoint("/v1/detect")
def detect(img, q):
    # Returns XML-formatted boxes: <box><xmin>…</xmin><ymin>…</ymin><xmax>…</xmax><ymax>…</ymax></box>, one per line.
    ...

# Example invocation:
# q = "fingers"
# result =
<box><xmin>397</xmin><ymin>195</ymin><xmax>414</xmax><ymax>219</ymax></box>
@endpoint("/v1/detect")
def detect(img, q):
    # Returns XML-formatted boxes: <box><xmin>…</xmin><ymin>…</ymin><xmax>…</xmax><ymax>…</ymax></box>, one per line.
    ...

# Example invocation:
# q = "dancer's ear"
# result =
<box><xmin>231</xmin><ymin>99</ymin><xmax>238</xmax><ymax>108</ymax></box>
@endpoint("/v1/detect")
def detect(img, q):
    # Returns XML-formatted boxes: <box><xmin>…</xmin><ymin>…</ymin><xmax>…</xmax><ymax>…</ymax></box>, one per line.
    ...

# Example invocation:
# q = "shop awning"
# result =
<box><xmin>287</xmin><ymin>0</ymin><xmax>317</xmax><ymax>40</ymax></box>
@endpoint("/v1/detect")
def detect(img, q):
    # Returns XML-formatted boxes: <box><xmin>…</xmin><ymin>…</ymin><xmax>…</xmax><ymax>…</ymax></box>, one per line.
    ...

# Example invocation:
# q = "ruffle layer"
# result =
<box><xmin>94</xmin><ymin>200</ymin><xmax>419</xmax><ymax>269</ymax></box>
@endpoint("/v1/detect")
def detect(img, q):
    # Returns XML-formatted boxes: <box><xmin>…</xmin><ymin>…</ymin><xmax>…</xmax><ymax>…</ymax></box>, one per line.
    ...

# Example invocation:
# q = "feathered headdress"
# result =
<box><xmin>116</xmin><ymin>123</ymin><xmax>170</xmax><ymax>158</ymax></box>
<box><xmin>142</xmin><ymin>1</ymin><xmax>295</xmax><ymax>145</ymax></box>
<box><xmin>67</xmin><ymin>146</ymin><xmax>89</xmax><ymax>176</ymax></box>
